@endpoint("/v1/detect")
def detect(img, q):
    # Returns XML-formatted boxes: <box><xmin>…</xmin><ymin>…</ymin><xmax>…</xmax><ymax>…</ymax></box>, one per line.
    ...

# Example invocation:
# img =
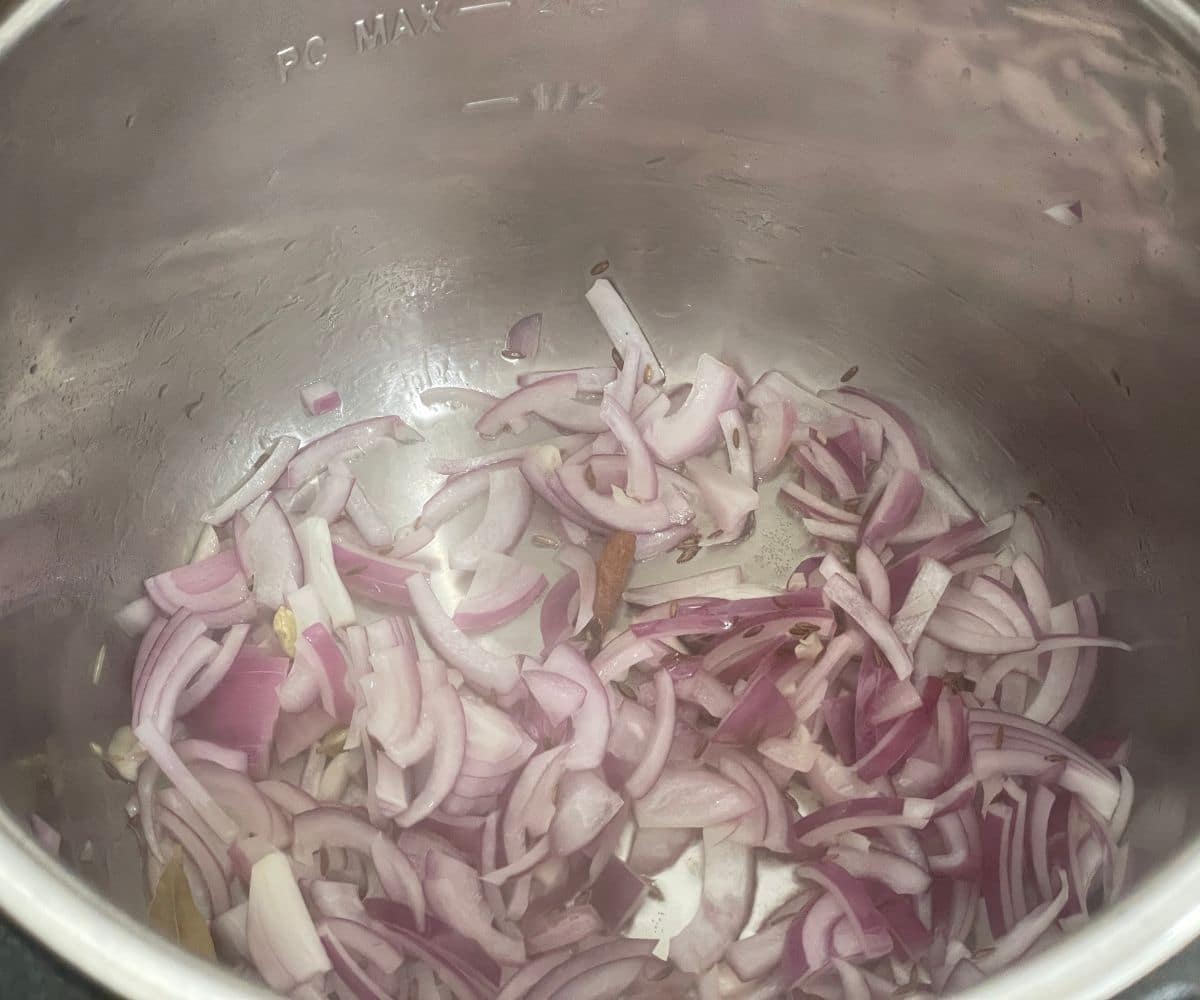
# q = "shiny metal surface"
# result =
<box><xmin>1</xmin><ymin>0</ymin><xmax>1199</xmax><ymax>996</ymax></box>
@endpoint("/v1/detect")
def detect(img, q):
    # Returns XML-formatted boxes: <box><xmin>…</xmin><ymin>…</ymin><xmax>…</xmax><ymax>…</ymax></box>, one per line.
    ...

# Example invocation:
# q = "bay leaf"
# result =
<box><xmin>148</xmin><ymin>850</ymin><xmax>216</xmax><ymax>961</ymax></box>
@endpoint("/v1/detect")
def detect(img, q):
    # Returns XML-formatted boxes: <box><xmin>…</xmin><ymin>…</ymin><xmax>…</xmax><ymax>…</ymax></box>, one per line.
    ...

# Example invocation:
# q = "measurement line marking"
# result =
<box><xmin>462</xmin><ymin>95</ymin><xmax>521</xmax><ymax>112</ymax></box>
<box><xmin>457</xmin><ymin>0</ymin><xmax>513</xmax><ymax>13</ymax></box>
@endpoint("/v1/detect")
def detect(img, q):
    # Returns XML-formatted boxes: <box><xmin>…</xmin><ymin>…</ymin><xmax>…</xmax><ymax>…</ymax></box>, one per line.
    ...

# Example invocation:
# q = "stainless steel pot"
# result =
<box><xmin>2</xmin><ymin>0</ymin><xmax>1200</xmax><ymax>996</ymax></box>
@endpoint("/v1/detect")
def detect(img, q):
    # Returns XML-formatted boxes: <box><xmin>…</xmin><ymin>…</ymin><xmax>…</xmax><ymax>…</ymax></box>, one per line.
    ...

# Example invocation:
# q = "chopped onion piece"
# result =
<box><xmin>247</xmin><ymin>851</ymin><xmax>331</xmax><ymax>992</ymax></box>
<box><xmin>203</xmin><ymin>435</ymin><xmax>301</xmax><ymax>525</ymax></box>
<box><xmin>409</xmin><ymin>575</ymin><xmax>520</xmax><ymax>695</ymax></box>
<box><xmin>503</xmin><ymin>312</ymin><xmax>542</xmax><ymax>362</ymax></box>
<box><xmin>585</xmin><ymin>278</ymin><xmax>664</xmax><ymax>384</ymax></box>
<box><xmin>300</xmin><ymin>380</ymin><xmax>342</xmax><ymax>417</ymax></box>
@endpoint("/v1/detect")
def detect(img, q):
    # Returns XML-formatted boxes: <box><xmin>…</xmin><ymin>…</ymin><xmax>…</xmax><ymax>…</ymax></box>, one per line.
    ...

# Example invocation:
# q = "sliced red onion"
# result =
<box><xmin>541</xmin><ymin>644</ymin><xmax>610</xmax><ymax>770</ymax></box>
<box><xmin>300</xmin><ymin>380</ymin><xmax>342</xmax><ymax>417</ymax></box>
<box><xmin>670</xmin><ymin>837</ymin><xmax>754</xmax><ymax>973</ymax></box>
<box><xmin>643</xmin><ymin>354</ymin><xmax>740</xmax><ymax>465</ymax></box>
<box><xmin>975</xmin><ymin>634</ymin><xmax>1131</xmax><ymax>703</ymax></box>
<box><xmin>524</xmin><ymin>905</ymin><xmax>603</xmax><ymax>956</ymax></box>
<box><xmin>212</xmin><ymin>902</ymin><xmax>250</xmax><ymax>962</ymax></box>
<box><xmin>523</xmin><ymin>670</ymin><xmax>585</xmax><ymax>728</ymax></box>
<box><xmin>524</xmin><ymin>938</ymin><xmax>656</xmax><ymax>1000</ymax></box>
<box><xmin>460</xmin><ymin>695</ymin><xmax>536</xmax><ymax>781</ymax></box>
<box><xmin>585</xmin><ymin>278</ymin><xmax>664</xmax><ymax>384</ymax></box>
<box><xmin>503</xmin><ymin>312</ymin><xmax>542</xmax><ymax>362</ymax></box>
<box><xmin>107</xmin><ymin>340</ymin><xmax>1144</xmax><ymax>995</ymax></box>
<box><xmin>628</xmin><ymin>827</ymin><xmax>695</xmax><ymax>875</ymax></box>
<box><xmin>291</xmin><ymin>809</ymin><xmax>423</xmax><ymax>925</ymax></box>
<box><xmin>633</xmin><ymin>764</ymin><xmax>754</xmax><ymax>828</ymax></box>
<box><xmin>190</xmin><ymin>760</ymin><xmax>289</xmax><ymax>846</ymax></box>
<box><xmin>398</xmin><ymin>686</ymin><xmax>467</xmax><ymax>826</ymax></box>
<box><xmin>301</xmin><ymin>622</ymin><xmax>355</xmax><ymax>723</ymax></box>
<box><xmin>797</xmin><ymin>860</ymin><xmax>894</xmax><ymax>963</ymax></box>
<box><xmin>824</xmin><ymin>573</ymin><xmax>914</xmax><ymax>681</ymax></box>
<box><xmin>453</xmin><ymin>553</ymin><xmax>546</xmax><ymax>633</ymax></box>
<box><xmin>892</xmin><ymin>558</ymin><xmax>953</xmax><ymax>651</ymax></box>
<box><xmin>749</xmin><ymin>400</ymin><xmax>797</xmax><ymax>481</ymax></box>
<box><xmin>339</xmin><ymin>487</ymin><xmax>393</xmax><ymax>554</ymax></box>
<box><xmin>421</xmin><ymin>385</ymin><xmax>500</xmax><ymax>410</ymax></box>
<box><xmin>713</xmin><ymin>673</ymin><xmax>794</xmax><ymax>747</ymax></box>
<box><xmin>293</xmin><ymin>517</ymin><xmax>355</xmax><ymax>627</ymax></box>
<box><xmin>330</xmin><ymin>541</ymin><xmax>423</xmax><ymax>610</ymax></box>
<box><xmin>924</xmin><ymin>612</ymin><xmax>1036</xmax><ymax>655</ymax></box>
<box><xmin>202</xmin><ymin>435</ymin><xmax>301</xmax><ymax>525</ymax></box>
<box><xmin>363</xmin><ymin>644</ymin><xmax>421</xmax><ymax>750</ymax></box>
<box><xmin>599</xmin><ymin>393</ymin><xmax>657</xmax><ymax>501</ymax></box>
<box><xmin>608</xmin><ymin>341</ymin><xmax>643</xmax><ymax>412</ymax></box>
<box><xmin>451</xmin><ymin>467</ymin><xmax>534</xmax><ymax>571</ymax></box>
<box><xmin>172</xmin><ymin>623</ymin><xmax>250</xmax><ymax>719</ymax></box>
<box><xmin>518</xmin><ymin>445</ymin><xmax>607</xmax><ymax>535</ymax></box>
<box><xmin>796</xmin><ymin>439</ymin><xmax>859</xmax><ymax>503</ymax></box>
<box><xmin>823</xmin><ymin>387</ymin><xmax>929</xmax><ymax>471</ymax></box>
<box><xmin>425</xmin><ymin>850</ymin><xmax>526</xmax><ymax>966</ymax></box>
<box><xmin>825</xmin><ymin>846</ymin><xmax>930</xmax><ymax>895</ymax></box>
<box><xmin>624</xmin><ymin>669</ymin><xmax>676</xmax><ymax>799</ymax></box>
<box><xmin>969</xmin><ymin>715</ymin><xmax>1119</xmax><ymax>818</ymax></box>
<box><xmin>780</xmin><ymin>482</ymin><xmax>861</xmax><ymax>524</ymax></box>
<box><xmin>408</xmin><ymin>575</ymin><xmax>519</xmax><ymax>694</ymax></box>
<box><xmin>318</xmin><ymin>922</ymin><xmax>394</xmax><ymax>1000</ymax></box>
<box><xmin>368</xmin><ymin>909</ymin><xmax>497</xmax><ymax>1000</ymax></box>
<box><xmin>540</xmin><ymin>571</ymin><xmax>580</xmax><ymax>653</ymax></box>
<box><xmin>145</xmin><ymin>549</ymin><xmax>250</xmax><ymax>618</ymax></box>
<box><xmin>283</xmin><ymin>417</ymin><xmax>421</xmax><ymax>489</ymax></box>
<box><xmin>548</xmin><ymin>770</ymin><xmax>624</xmax><ymax>855</ymax></box>
<box><xmin>182</xmin><ymin>645</ymin><xmax>286</xmax><ymax>779</ymax></box>
<box><xmin>502</xmin><ymin>747</ymin><xmax>568</xmax><ymax>882</ymax></box>
<box><xmin>246</xmin><ymin>851</ymin><xmax>331</xmax><ymax>992</ymax></box>
<box><xmin>718</xmin><ymin>754</ymin><xmax>767</xmax><ymax>846</ymax></box>
<box><xmin>941</xmin><ymin>587</ymin><xmax>1020</xmax><ymax>636</ymax></box>
<box><xmin>750</xmin><ymin>370</ymin><xmax>849</xmax><ymax>429</ymax></box>
<box><xmin>518</xmin><ymin>367</ymin><xmax>617</xmax><ymax>392</ymax></box>
<box><xmin>235</xmin><ymin>498</ymin><xmax>303</xmax><ymax>609</ymax></box>
<box><xmin>727</xmin><ymin>921</ymin><xmax>788</xmax><ymax>982</ymax></box>
<box><xmin>133</xmin><ymin>615</ymin><xmax>210</xmax><ymax>729</ymax></box>
<box><xmin>476</xmin><ymin>374</ymin><xmax>578</xmax><ymax>438</ymax></box>
<box><xmin>557</xmin><ymin>463</ymin><xmax>690</xmax><ymax>534</ymax></box>
<box><xmin>855</xmin><ymin>679</ymin><xmax>941</xmax><ymax>781</ymax></box>
<box><xmin>686</xmin><ymin>455</ymin><xmax>759</xmax><ymax>538</ymax></box>
<box><xmin>860</xmin><ymin>468</ymin><xmax>923</xmax><ymax>551</ymax></box>
<box><xmin>530</xmin><ymin>395</ymin><xmax>609</xmax><ymax>433</ymax></box>
<box><xmin>791</xmin><ymin>798</ymin><xmax>933</xmax><ymax>851</ymax></box>
<box><xmin>593</xmin><ymin>634</ymin><xmax>665</xmax><ymax>686</ymax></box>
<box><xmin>419</xmin><ymin>468</ymin><xmax>494</xmax><ymax>531</ymax></box>
<box><xmin>156</xmin><ymin>804</ymin><xmax>232</xmax><ymax>915</ymax></box>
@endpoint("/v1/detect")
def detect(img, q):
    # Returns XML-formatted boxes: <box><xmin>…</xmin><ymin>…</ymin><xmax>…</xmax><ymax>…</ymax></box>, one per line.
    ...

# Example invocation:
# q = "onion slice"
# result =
<box><xmin>283</xmin><ymin>416</ymin><xmax>421</xmax><ymax>489</ymax></box>
<box><xmin>246</xmin><ymin>851</ymin><xmax>331</xmax><ymax>992</ymax></box>
<box><xmin>203</xmin><ymin>436</ymin><xmax>301</xmax><ymax>525</ymax></box>
<box><xmin>408</xmin><ymin>575</ymin><xmax>519</xmax><ymax>695</ymax></box>
<box><xmin>643</xmin><ymin>354</ymin><xmax>740</xmax><ymax>465</ymax></box>
<box><xmin>585</xmin><ymin>278</ymin><xmax>664</xmax><ymax>384</ymax></box>
<box><xmin>503</xmin><ymin>313</ymin><xmax>542</xmax><ymax>362</ymax></box>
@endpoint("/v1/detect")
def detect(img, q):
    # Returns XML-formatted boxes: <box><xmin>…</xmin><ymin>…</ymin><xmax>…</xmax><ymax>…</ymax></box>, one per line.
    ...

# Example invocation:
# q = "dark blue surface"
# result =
<box><xmin>0</xmin><ymin>919</ymin><xmax>109</xmax><ymax>999</ymax></box>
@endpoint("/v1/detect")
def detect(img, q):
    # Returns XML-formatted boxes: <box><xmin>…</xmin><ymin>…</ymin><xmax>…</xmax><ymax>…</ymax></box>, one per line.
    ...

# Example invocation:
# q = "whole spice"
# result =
<box><xmin>148</xmin><ymin>851</ymin><xmax>216</xmax><ymax>961</ymax></box>
<box><xmin>594</xmin><ymin>531</ymin><xmax>637</xmax><ymax>629</ymax></box>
